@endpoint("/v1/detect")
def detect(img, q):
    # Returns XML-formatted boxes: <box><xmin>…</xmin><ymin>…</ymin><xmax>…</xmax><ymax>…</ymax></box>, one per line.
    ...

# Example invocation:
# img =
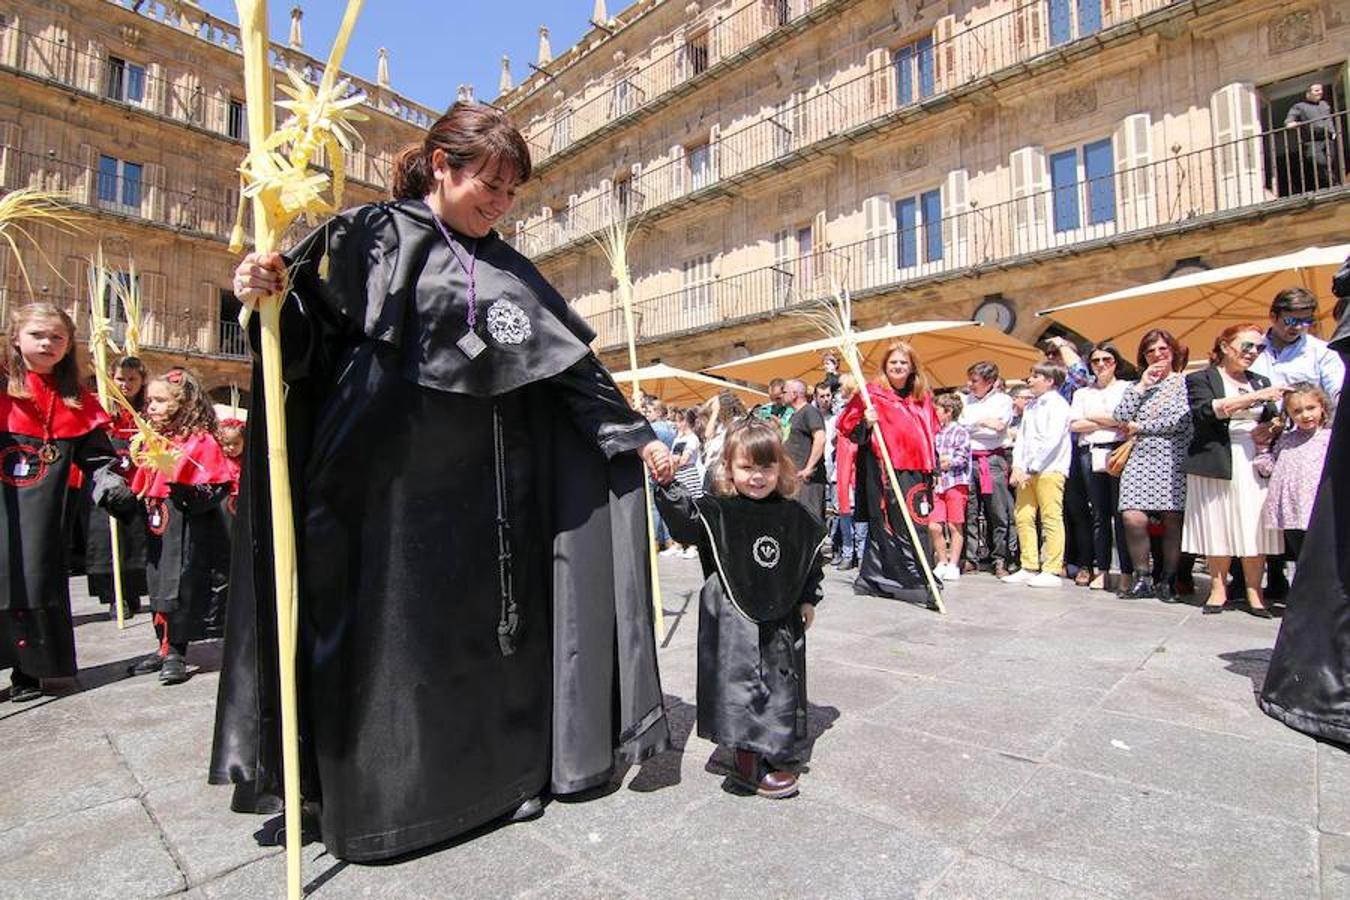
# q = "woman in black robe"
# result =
<box><xmin>1259</xmin><ymin>261</ymin><xmax>1350</xmax><ymax>746</ymax></box>
<box><xmin>210</xmin><ymin>103</ymin><xmax>673</xmax><ymax>862</ymax></box>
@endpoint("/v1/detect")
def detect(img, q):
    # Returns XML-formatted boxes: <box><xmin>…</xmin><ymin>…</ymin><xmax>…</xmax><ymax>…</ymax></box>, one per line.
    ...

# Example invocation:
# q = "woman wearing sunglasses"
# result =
<box><xmin>1181</xmin><ymin>324</ymin><xmax>1288</xmax><ymax>616</ymax></box>
<box><xmin>1069</xmin><ymin>343</ymin><xmax>1137</xmax><ymax>589</ymax></box>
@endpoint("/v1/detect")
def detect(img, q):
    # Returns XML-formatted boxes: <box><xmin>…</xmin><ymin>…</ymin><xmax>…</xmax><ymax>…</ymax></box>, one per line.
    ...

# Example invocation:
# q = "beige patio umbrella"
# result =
<box><xmin>703</xmin><ymin>321</ymin><xmax>1043</xmax><ymax>389</ymax></box>
<box><xmin>1037</xmin><ymin>244</ymin><xmax>1349</xmax><ymax>356</ymax></box>
<box><xmin>611</xmin><ymin>364</ymin><xmax>768</xmax><ymax>407</ymax></box>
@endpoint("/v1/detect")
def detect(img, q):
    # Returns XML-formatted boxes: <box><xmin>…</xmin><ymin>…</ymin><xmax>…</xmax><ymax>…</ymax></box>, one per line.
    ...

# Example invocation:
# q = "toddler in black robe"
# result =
<box><xmin>657</xmin><ymin>418</ymin><xmax>824</xmax><ymax>798</ymax></box>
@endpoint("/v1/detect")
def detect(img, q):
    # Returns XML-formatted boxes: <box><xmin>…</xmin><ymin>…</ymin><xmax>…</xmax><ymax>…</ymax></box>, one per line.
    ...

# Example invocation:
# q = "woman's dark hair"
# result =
<box><xmin>713</xmin><ymin>418</ymin><xmax>799</xmax><ymax>498</ymax></box>
<box><xmin>116</xmin><ymin>356</ymin><xmax>149</xmax><ymax>411</ymax></box>
<box><xmin>1209</xmin><ymin>322</ymin><xmax>1264</xmax><ymax>365</ymax></box>
<box><xmin>5</xmin><ymin>302</ymin><xmax>84</xmax><ymax>407</ymax></box>
<box><xmin>1135</xmin><ymin>329</ymin><xmax>1189</xmax><ymax>372</ymax></box>
<box><xmin>391</xmin><ymin>102</ymin><xmax>532</xmax><ymax>199</ymax></box>
<box><xmin>1087</xmin><ymin>342</ymin><xmax>1138</xmax><ymax>381</ymax></box>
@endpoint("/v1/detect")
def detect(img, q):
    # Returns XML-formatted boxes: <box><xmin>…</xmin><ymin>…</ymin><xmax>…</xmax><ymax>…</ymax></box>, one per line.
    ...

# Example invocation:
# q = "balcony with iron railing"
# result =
<box><xmin>0</xmin><ymin>20</ymin><xmax>397</xmax><ymax>191</ymax></box>
<box><xmin>1</xmin><ymin>147</ymin><xmax>342</xmax><ymax>247</ymax></box>
<box><xmin>0</xmin><ymin>291</ymin><xmax>251</xmax><ymax>360</ymax></box>
<box><xmin>97</xmin><ymin>0</ymin><xmax>436</xmax><ymax>129</ymax></box>
<box><xmin>583</xmin><ymin>120</ymin><xmax>1350</xmax><ymax>352</ymax></box>
<box><xmin>511</xmin><ymin>0</ymin><xmax>1190</xmax><ymax>259</ymax></box>
<box><xmin>520</xmin><ymin>0</ymin><xmax>849</xmax><ymax>170</ymax></box>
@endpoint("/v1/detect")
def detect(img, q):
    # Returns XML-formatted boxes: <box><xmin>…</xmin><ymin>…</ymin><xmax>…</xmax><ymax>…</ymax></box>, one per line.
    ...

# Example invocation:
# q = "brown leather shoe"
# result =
<box><xmin>992</xmin><ymin>561</ymin><xmax>1010</xmax><ymax>579</ymax></box>
<box><xmin>733</xmin><ymin>750</ymin><xmax>800</xmax><ymax>799</ymax></box>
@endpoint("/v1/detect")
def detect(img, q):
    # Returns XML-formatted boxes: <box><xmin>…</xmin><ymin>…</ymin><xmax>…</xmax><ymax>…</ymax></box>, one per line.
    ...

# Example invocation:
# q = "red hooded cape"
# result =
<box><xmin>837</xmin><ymin>383</ymin><xmax>939</xmax><ymax>473</ymax></box>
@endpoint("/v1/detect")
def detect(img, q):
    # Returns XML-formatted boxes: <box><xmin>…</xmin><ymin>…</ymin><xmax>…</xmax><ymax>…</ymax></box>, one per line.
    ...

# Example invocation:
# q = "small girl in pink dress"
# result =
<box><xmin>1256</xmin><ymin>383</ymin><xmax>1333</xmax><ymax>562</ymax></box>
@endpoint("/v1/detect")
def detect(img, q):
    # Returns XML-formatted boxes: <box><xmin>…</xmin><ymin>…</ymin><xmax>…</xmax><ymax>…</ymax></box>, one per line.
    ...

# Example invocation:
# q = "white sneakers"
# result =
<box><xmin>1001</xmin><ymin>568</ymin><xmax>1062</xmax><ymax>588</ymax></box>
<box><xmin>933</xmin><ymin>562</ymin><xmax>960</xmax><ymax>581</ymax></box>
<box><xmin>658</xmin><ymin>546</ymin><xmax>683</xmax><ymax>557</ymax></box>
<box><xmin>681</xmin><ymin>546</ymin><xmax>699</xmax><ymax>560</ymax></box>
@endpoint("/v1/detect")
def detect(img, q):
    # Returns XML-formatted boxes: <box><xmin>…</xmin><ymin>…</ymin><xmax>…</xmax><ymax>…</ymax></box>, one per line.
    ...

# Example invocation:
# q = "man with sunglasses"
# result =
<box><xmin>1246</xmin><ymin>286</ymin><xmax>1344</xmax><ymax>598</ymax></box>
<box><xmin>1249</xmin><ymin>287</ymin><xmax>1344</xmax><ymax>407</ymax></box>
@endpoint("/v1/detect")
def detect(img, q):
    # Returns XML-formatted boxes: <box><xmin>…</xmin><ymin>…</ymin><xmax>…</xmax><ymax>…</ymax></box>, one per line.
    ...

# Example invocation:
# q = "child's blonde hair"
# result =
<box><xmin>150</xmin><ymin>367</ymin><xmax>219</xmax><ymax>438</ymax></box>
<box><xmin>5</xmin><ymin>302</ymin><xmax>84</xmax><ymax>407</ymax></box>
<box><xmin>712</xmin><ymin>417</ymin><xmax>799</xmax><ymax>498</ymax></box>
<box><xmin>1282</xmin><ymin>382</ymin><xmax>1332</xmax><ymax>428</ymax></box>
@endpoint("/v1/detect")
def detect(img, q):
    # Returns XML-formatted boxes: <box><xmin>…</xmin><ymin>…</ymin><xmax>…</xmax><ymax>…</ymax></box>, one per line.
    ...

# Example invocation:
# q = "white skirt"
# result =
<box><xmin>1182</xmin><ymin>431</ymin><xmax>1284</xmax><ymax>558</ymax></box>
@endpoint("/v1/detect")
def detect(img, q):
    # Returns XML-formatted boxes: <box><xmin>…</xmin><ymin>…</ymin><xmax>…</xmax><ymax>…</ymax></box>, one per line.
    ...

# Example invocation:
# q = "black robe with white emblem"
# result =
<box><xmin>656</xmin><ymin>483</ymin><xmax>824</xmax><ymax>763</ymax></box>
<box><xmin>208</xmin><ymin>200</ymin><xmax>669</xmax><ymax>862</ymax></box>
<box><xmin>1259</xmin><ymin>302</ymin><xmax>1350</xmax><ymax>747</ymax></box>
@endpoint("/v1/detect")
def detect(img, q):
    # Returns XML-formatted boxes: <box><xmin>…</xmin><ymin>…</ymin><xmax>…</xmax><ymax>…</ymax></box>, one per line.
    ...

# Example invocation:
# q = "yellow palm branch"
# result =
<box><xmin>0</xmin><ymin>188</ymin><xmax>86</xmax><ymax>292</ymax></box>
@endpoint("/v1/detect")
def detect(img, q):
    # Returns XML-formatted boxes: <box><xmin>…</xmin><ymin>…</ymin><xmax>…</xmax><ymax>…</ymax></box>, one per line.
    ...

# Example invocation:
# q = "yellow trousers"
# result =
<box><xmin>1014</xmin><ymin>472</ymin><xmax>1066</xmax><ymax>574</ymax></box>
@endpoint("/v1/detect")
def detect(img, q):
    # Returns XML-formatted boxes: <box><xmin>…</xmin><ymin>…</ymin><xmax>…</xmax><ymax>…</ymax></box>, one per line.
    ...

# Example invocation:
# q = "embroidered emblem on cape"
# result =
<box><xmin>486</xmin><ymin>299</ymin><xmax>532</xmax><ymax>345</ymax></box>
<box><xmin>752</xmin><ymin>535</ymin><xmax>781</xmax><ymax>569</ymax></box>
<box><xmin>147</xmin><ymin>499</ymin><xmax>169</xmax><ymax>537</ymax></box>
<box><xmin>0</xmin><ymin>445</ymin><xmax>48</xmax><ymax>487</ymax></box>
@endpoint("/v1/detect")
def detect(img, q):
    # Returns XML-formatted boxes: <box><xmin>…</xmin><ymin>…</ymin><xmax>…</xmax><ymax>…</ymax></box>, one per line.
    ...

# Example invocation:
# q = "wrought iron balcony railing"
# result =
<box><xmin>0</xmin><ymin>291</ymin><xmax>250</xmax><ymax>360</ymax></box>
<box><xmin>0</xmin><ymin>15</ymin><xmax>403</xmax><ymax>188</ymax></box>
<box><xmin>0</xmin><ymin>147</ymin><xmax>340</xmax><ymax>246</ymax></box>
<box><xmin>582</xmin><ymin>119</ymin><xmax>1349</xmax><ymax>351</ymax></box>
<box><xmin>519</xmin><ymin>0</ymin><xmax>834</xmax><ymax>167</ymax></box>
<box><xmin>510</xmin><ymin>0</ymin><xmax>1184</xmax><ymax>258</ymax></box>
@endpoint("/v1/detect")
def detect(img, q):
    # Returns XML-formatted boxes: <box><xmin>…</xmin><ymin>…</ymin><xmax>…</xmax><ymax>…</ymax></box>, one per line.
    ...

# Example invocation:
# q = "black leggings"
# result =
<box><xmin>1076</xmin><ymin>445</ymin><xmax>1131</xmax><ymax>574</ymax></box>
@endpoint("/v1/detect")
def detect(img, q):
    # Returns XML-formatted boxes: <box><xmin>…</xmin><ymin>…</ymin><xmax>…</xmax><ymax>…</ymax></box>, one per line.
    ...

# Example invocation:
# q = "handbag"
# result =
<box><xmin>1106</xmin><ymin>437</ymin><xmax>1135</xmax><ymax>477</ymax></box>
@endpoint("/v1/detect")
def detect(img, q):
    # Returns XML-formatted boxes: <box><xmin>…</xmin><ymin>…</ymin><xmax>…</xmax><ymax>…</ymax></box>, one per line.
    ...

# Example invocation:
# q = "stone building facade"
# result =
<box><xmin>500</xmin><ymin>0</ymin><xmax>1350</xmax><ymax>378</ymax></box>
<box><xmin>0</xmin><ymin>0</ymin><xmax>431</xmax><ymax>396</ymax></box>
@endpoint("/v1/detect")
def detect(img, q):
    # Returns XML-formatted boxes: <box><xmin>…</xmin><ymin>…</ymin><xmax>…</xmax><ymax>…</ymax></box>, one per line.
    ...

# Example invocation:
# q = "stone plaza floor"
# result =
<box><xmin>1</xmin><ymin>560</ymin><xmax>1346</xmax><ymax>898</ymax></box>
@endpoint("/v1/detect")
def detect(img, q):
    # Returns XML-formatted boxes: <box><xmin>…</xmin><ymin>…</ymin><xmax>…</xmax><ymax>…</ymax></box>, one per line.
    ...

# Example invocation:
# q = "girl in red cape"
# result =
<box><xmin>837</xmin><ymin>341</ymin><xmax>941</xmax><ymax>606</ymax></box>
<box><xmin>1</xmin><ymin>303</ymin><xmax>132</xmax><ymax>701</ymax></box>
<box><xmin>127</xmin><ymin>368</ymin><xmax>233</xmax><ymax>685</ymax></box>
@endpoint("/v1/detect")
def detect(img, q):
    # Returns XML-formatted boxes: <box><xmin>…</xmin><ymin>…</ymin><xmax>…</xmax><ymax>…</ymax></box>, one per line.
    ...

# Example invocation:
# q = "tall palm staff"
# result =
<box><xmin>595</xmin><ymin>211</ymin><xmax>666</xmax><ymax>639</ymax></box>
<box><xmin>801</xmin><ymin>282</ymin><xmax>945</xmax><ymax>612</ymax></box>
<box><xmin>231</xmin><ymin>1</ymin><xmax>367</xmax><ymax>896</ymax></box>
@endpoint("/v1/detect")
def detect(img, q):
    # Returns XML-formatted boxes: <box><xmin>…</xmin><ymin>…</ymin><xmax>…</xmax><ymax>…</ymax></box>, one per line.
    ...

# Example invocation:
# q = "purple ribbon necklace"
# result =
<box><xmin>431</xmin><ymin>214</ymin><xmax>487</xmax><ymax>360</ymax></box>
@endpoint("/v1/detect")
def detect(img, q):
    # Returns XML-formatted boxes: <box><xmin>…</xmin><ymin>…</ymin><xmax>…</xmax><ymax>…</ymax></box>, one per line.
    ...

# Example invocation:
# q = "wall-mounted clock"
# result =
<box><xmin>973</xmin><ymin>297</ymin><xmax>1017</xmax><ymax>334</ymax></box>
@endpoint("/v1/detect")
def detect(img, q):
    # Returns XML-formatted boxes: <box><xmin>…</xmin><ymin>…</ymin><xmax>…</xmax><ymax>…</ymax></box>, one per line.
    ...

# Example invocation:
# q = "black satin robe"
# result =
<box><xmin>851</xmin><ymin>434</ymin><xmax>938</xmax><ymax>605</ymax></box>
<box><xmin>0</xmin><ymin>428</ymin><xmax>130</xmax><ymax>676</ymax></box>
<box><xmin>1259</xmin><ymin>308</ymin><xmax>1350</xmax><ymax>747</ymax></box>
<box><xmin>656</xmin><ymin>484</ymin><xmax>824</xmax><ymax>763</ymax></box>
<box><xmin>85</xmin><ymin>433</ymin><xmax>148</xmax><ymax>606</ymax></box>
<box><xmin>208</xmin><ymin>200</ymin><xmax>669</xmax><ymax>862</ymax></box>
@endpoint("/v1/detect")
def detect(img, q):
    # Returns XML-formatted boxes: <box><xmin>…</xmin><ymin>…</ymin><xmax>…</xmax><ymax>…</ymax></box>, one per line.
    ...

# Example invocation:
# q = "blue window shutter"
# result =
<box><xmin>1078</xmin><ymin>0</ymin><xmax>1103</xmax><ymax>36</ymax></box>
<box><xmin>921</xmin><ymin>189</ymin><xmax>943</xmax><ymax>262</ymax></box>
<box><xmin>1083</xmin><ymin>138</ymin><xmax>1115</xmax><ymax>225</ymax></box>
<box><xmin>1050</xmin><ymin>149</ymin><xmax>1080</xmax><ymax>232</ymax></box>
<box><xmin>896</xmin><ymin>198</ymin><xmax>918</xmax><ymax>268</ymax></box>
<box><xmin>97</xmin><ymin>155</ymin><xmax>118</xmax><ymax>202</ymax></box>
<box><xmin>895</xmin><ymin>46</ymin><xmax>914</xmax><ymax>106</ymax></box>
<box><xmin>1049</xmin><ymin>0</ymin><xmax>1073</xmax><ymax>46</ymax></box>
<box><xmin>127</xmin><ymin>65</ymin><xmax>145</xmax><ymax>102</ymax></box>
<box><xmin>916</xmin><ymin>37</ymin><xmax>935</xmax><ymax>98</ymax></box>
<box><xmin>122</xmin><ymin>162</ymin><xmax>143</xmax><ymax>207</ymax></box>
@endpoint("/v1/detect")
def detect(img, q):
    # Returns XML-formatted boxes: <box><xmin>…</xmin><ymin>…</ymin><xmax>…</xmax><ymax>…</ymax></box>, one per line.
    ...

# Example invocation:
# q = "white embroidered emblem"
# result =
<box><xmin>486</xmin><ymin>299</ymin><xmax>532</xmax><ymax>345</ymax></box>
<box><xmin>752</xmin><ymin>536</ymin><xmax>781</xmax><ymax>569</ymax></box>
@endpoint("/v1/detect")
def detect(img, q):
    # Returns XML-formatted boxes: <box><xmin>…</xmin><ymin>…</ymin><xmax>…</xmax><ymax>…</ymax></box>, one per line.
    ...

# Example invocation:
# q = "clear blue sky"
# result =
<box><xmin>196</xmin><ymin>1</ymin><xmax>600</xmax><ymax>111</ymax></box>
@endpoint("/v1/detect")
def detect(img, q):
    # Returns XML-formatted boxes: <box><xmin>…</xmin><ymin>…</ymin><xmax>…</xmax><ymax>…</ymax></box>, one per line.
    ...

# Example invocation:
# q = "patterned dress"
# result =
<box><xmin>1114</xmin><ymin>373</ymin><xmax>1192</xmax><ymax>512</ymax></box>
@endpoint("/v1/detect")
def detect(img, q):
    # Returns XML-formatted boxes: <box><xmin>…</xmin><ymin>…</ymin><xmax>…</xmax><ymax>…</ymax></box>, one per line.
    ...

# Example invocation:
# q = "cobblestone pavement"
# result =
<box><xmin>2</xmin><ymin>561</ymin><xmax>1346</xmax><ymax>899</ymax></box>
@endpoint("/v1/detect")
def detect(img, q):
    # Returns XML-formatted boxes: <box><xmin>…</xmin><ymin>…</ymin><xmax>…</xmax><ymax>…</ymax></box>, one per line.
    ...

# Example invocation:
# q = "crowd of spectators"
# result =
<box><xmin>642</xmin><ymin>285</ymin><xmax>1342</xmax><ymax>615</ymax></box>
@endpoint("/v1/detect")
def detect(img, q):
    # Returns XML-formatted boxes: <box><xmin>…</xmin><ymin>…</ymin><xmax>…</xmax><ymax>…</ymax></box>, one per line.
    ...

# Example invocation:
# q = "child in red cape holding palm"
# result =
<box><xmin>837</xmin><ymin>341</ymin><xmax>941</xmax><ymax>607</ymax></box>
<box><xmin>127</xmin><ymin>368</ymin><xmax>232</xmax><ymax>685</ymax></box>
